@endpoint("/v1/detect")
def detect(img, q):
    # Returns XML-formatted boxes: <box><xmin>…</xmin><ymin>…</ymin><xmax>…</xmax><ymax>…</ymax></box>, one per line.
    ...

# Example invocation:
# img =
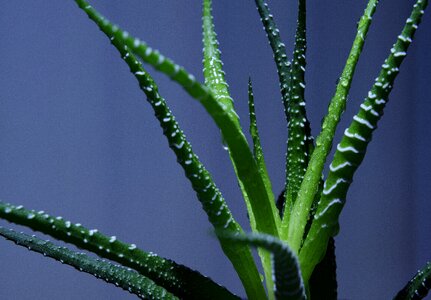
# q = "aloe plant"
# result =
<box><xmin>0</xmin><ymin>1</ymin><xmax>430</xmax><ymax>299</ymax></box>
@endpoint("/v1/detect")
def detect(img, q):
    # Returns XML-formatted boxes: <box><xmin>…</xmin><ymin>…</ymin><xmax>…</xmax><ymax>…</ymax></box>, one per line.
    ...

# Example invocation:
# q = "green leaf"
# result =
<box><xmin>254</xmin><ymin>0</ymin><xmax>292</xmax><ymax>117</ymax></box>
<box><xmin>201</xmin><ymin>2</ymin><xmax>280</xmax><ymax>298</ymax></box>
<box><xmin>202</xmin><ymin>0</ymin><xmax>239</xmax><ymax>125</ymax></box>
<box><xmin>200</xmin><ymin>0</ymin><xmax>280</xmax><ymax>238</ymax></box>
<box><xmin>218</xmin><ymin>231</ymin><xmax>306</xmax><ymax>300</ymax></box>
<box><xmin>0</xmin><ymin>201</ymin><xmax>239</xmax><ymax>300</ymax></box>
<box><xmin>0</xmin><ymin>226</ymin><xmax>177</xmax><ymax>300</ymax></box>
<box><xmin>287</xmin><ymin>0</ymin><xmax>379</xmax><ymax>254</ymax></box>
<box><xmin>299</xmin><ymin>0</ymin><xmax>428</xmax><ymax>282</ymax></box>
<box><xmin>248</xmin><ymin>78</ymin><xmax>272</xmax><ymax>196</ymax></box>
<box><xmin>247</xmin><ymin>77</ymin><xmax>277</xmax><ymax>299</ymax></box>
<box><xmin>281</xmin><ymin>0</ymin><xmax>312</xmax><ymax>235</ymax></box>
<box><xmin>254</xmin><ymin>1</ymin><xmax>313</xmax><ymax>233</ymax></box>
<box><xmin>75</xmin><ymin>0</ymin><xmax>280</xmax><ymax>246</ymax></box>
<box><xmin>394</xmin><ymin>262</ymin><xmax>431</xmax><ymax>300</ymax></box>
<box><xmin>308</xmin><ymin>238</ymin><xmax>337</xmax><ymax>300</ymax></box>
<box><xmin>73</xmin><ymin>3</ymin><xmax>266</xmax><ymax>298</ymax></box>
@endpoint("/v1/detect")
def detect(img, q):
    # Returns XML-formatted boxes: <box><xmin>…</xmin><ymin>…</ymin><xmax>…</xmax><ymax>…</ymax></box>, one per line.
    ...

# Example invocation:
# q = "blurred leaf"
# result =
<box><xmin>394</xmin><ymin>261</ymin><xmax>431</xmax><ymax>300</ymax></box>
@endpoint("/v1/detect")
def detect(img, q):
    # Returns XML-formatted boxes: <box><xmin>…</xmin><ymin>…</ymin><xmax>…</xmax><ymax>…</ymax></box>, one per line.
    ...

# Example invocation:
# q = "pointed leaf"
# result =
<box><xmin>202</xmin><ymin>0</ymin><xmax>238</xmax><ymax>124</ymax></box>
<box><xmin>219</xmin><ymin>231</ymin><xmax>306</xmax><ymax>300</ymax></box>
<box><xmin>0</xmin><ymin>201</ymin><xmax>239</xmax><ymax>300</ymax></box>
<box><xmin>394</xmin><ymin>262</ymin><xmax>431</xmax><ymax>300</ymax></box>
<box><xmin>248</xmin><ymin>78</ymin><xmax>272</xmax><ymax>195</ymax></box>
<box><xmin>287</xmin><ymin>0</ymin><xmax>379</xmax><ymax>254</ymax></box>
<box><xmin>247</xmin><ymin>77</ymin><xmax>277</xmax><ymax>299</ymax></box>
<box><xmin>72</xmin><ymin>4</ymin><xmax>266</xmax><ymax>298</ymax></box>
<box><xmin>254</xmin><ymin>1</ymin><xmax>313</xmax><ymax>232</ymax></box>
<box><xmin>282</xmin><ymin>0</ymin><xmax>313</xmax><ymax>234</ymax></box>
<box><xmin>254</xmin><ymin>0</ymin><xmax>292</xmax><ymax>117</ymax></box>
<box><xmin>200</xmin><ymin>0</ymin><xmax>280</xmax><ymax>238</ymax></box>
<box><xmin>0</xmin><ymin>226</ymin><xmax>177</xmax><ymax>300</ymax></box>
<box><xmin>201</xmin><ymin>3</ymin><xmax>280</xmax><ymax>298</ymax></box>
<box><xmin>299</xmin><ymin>0</ymin><xmax>428</xmax><ymax>282</ymax></box>
<box><xmin>75</xmin><ymin>0</ymin><xmax>280</xmax><ymax>250</ymax></box>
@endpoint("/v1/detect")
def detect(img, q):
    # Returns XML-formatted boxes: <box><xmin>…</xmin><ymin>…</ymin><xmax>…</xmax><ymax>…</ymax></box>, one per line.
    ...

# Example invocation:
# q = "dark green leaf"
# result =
<box><xmin>0</xmin><ymin>201</ymin><xmax>239</xmax><ymax>300</ymax></box>
<box><xmin>394</xmin><ymin>262</ymin><xmax>431</xmax><ymax>300</ymax></box>
<box><xmin>282</xmin><ymin>0</ymin><xmax>312</xmax><ymax>233</ymax></box>
<box><xmin>254</xmin><ymin>0</ymin><xmax>313</xmax><ymax>234</ymax></box>
<box><xmin>308</xmin><ymin>238</ymin><xmax>337</xmax><ymax>300</ymax></box>
<box><xmin>73</xmin><ymin>3</ymin><xmax>265</xmax><ymax>297</ymax></box>
<box><xmin>75</xmin><ymin>0</ymin><xmax>281</xmax><ymax>251</ymax></box>
<box><xmin>0</xmin><ymin>226</ymin><xmax>177</xmax><ymax>300</ymax></box>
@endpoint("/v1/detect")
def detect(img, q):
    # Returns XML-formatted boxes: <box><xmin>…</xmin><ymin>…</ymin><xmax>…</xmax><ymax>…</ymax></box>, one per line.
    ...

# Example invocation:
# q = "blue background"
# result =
<box><xmin>0</xmin><ymin>1</ymin><xmax>430</xmax><ymax>299</ymax></box>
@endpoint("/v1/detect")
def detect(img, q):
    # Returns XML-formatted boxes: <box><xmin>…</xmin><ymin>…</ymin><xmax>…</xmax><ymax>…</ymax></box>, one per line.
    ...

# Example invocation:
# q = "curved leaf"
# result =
<box><xmin>287</xmin><ymin>0</ymin><xmax>379</xmax><ymax>254</ymax></box>
<box><xmin>0</xmin><ymin>201</ymin><xmax>239</xmax><ymax>300</ymax></box>
<box><xmin>254</xmin><ymin>0</ymin><xmax>292</xmax><ymax>116</ymax></box>
<box><xmin>0</xmin><ymin>226</ymin><xmax>177</xmax><ymax>300</ymax></box>
<box><xmin>200</xmin><ymin>0</ymin><xmax>280</xmax><ymax>243</ymax></box>
<box><xmin>202</xmin><ymin>0</ymin><xmax>238</xmax><ymax>124</ymax></box>
<box><xmin>219</xmin><ymin>231</ymin><xmax>306</xmax><ymax>300</ymax></box>
<box><xmin>394</xmin><ymin>262</ymin><xmax>431</xmax><ymax>300</ymax></box>
<box><xmin>204</xmin><ymin>1</ymin><xmax>280</xmax><ymax>297</ymax></box>
<box><xmin>299</xmin><ymin>0</ymin><xmax>428</xmax><ymax>282</ymax></box>
<box><xmin>72</xmin><ymin>4</ymin><xmax>266</xmax><ymax>298</ymax></box>
<box><xmin>75</xmin><ymin>0</ymin><xmax>280</xmax><ymax>246</ymax></box>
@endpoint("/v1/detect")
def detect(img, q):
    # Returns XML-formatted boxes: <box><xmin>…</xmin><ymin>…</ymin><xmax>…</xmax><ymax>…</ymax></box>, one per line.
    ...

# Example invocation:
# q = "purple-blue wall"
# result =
<box><xmin>0</xmin><ymin>1</ymin><xmax>430</xmax><ymax>299</ymax></box>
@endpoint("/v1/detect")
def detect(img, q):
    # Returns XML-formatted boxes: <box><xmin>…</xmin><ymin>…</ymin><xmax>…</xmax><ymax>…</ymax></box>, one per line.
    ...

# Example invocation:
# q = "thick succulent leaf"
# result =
<box><xmin>202</xmin><ymin>0</ymin><xmax>238</xmax><ymax>124</ymax></box>
<box><xmin>0</xmin><ymin>226</ymin><xmax>177</xmax><ymax>300</ymax></box>
<box><xmin>202</xmin><ymin>2</ymin><xmax>280</xmax><ymax>298</ymax></box>
<box><xmin>301</xmin><ymin>175</ymin><xmax>337</xmax><ymax>298</ymax></box>
<box><xmin>254</xmin><ymin>0</ymin><xmax>313</xmax><ymax>227</ymax></box>
<box><xmin>219</xmin><ymin>231</ymin><xmax>306</xmax><ymax>300</ymax></box>
<box><xmin>281</xmin><ymin>0</ymin><xmax>312</xmax><ymax>235</ymax></box>
<box><xmin>201</xmin><ymin>0</ymin><xmax>251</xmax><ymax>235</ymax></box>
<box><xmin>308</xmin><ymin>237</ymin><xmax>337</xmax><ymax>300</ymax></box>
<box><xmin>299</xmin><ymin>0</ymin><xmax>428</xmax><ymax>282</ymax></box>
<box><xmin>254</xmin><ymin>0</ymin><xmax>292</xmax><ymax>116</ymax></box>
<box><xmin>200</xmin><ymin>0</ymin><xmax>280</xmax><ymax>239</ymax></box>
<box><xmin>0</xmin><ymin>201</ymin><xmax>239</xmax><ymax>300</ymax></box>
<box><xmin>73</xmin><ymin>4</ymin><xmax>266</xmax><ymax>298</ymax></box>
<box><xmin>394</xmin><ymin>262</ymin><xmax>431</xmax><ymax>300</ymax></box>
<box><xmin>75</xmin><ymin>0</ymin><xmax>280</xmax><ymax>250</ymax></box>
<box><xmin>287</xmin><ymin>0</ymin><xmax>379</xmax><ymax>253</ymax></box>
<box><xmin>77</xmin><ymin>1</ymin><xmax>207</xmax><ymax>106</ymax></box>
